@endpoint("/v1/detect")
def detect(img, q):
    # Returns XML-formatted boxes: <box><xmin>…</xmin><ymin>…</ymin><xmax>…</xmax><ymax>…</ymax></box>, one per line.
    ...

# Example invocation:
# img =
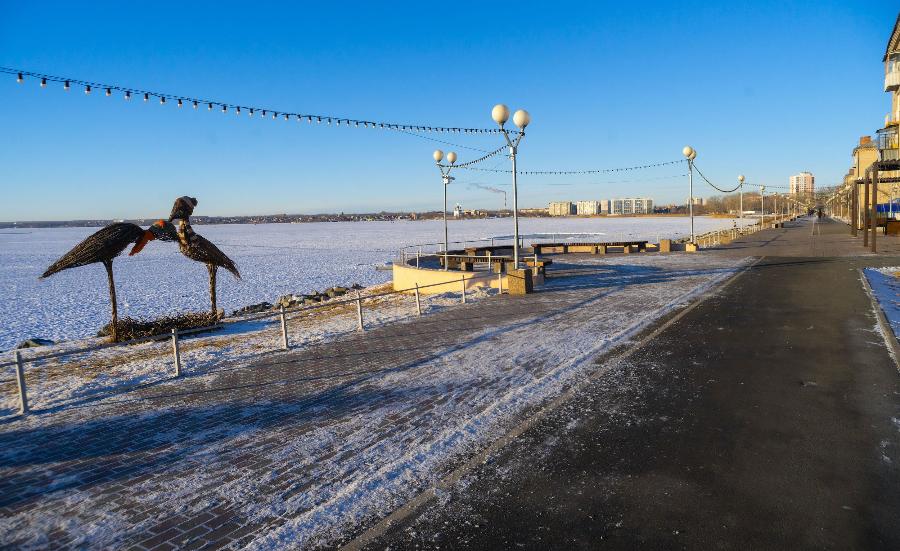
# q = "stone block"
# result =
<box><xmin>686</xmin><ymin>242</ymin><xmax>699</xmax><ymax>252</ymax></box>
<box><xmin>507</xmin><ymin>268</ymin><xmax>533</xmax><ymax>295</ymax></box>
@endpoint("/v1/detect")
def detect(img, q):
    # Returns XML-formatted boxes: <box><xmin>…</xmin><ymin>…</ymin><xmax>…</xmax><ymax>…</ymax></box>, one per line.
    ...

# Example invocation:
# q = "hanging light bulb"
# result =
<box><xmin>336</xmin><ymin>119</ymin><xmax>341</xmax><ymax>126</ymax></box>
<box><xmin>40</xmin><ymin>77</ymin><xmax>47</xmax><ymax>87</ymax></box>
<box><xmin>192</xmin><ymin>100</ymin><xmax>198</xmax><ymax>109</ymax></box>
<box><xmin>296</xmin><ymin>114</ymin><xmax>302</xmax><ymax>122</ymax></box>
<box><xmin>160</xmin><ymin>96</ymin><xmax>166</xmax><ymax>105</ymax></box>
<box><xmin>355</xmin><ymin>121</ymin><xmax>359</xmax><ymax>127</ymax></box>
<box><xmin>16</xmin><ymin>73</ymin><xmax>23</xmax><ymax>83</ymax></box>
<box><xmin>64</xmin><ymin>80</ymin><xmax>70</xmax><ymax>90</ymax></box>
<box><xmin>317</xmin><ymin>116</ymin><xmax>321</xmax><ymax>123</ymax></box>
<box><xmin>249</xmin><ymin>108</ymin><xmax>254</xmax><ymax>117</ymax></box>
<box><xmin>235</xmin><ymin>106</ymin><xmax>240</xmax><ymax>115</ymax></box>
<box><xmin>222</xmin><ymin>104</ymin><xmax>227</xmax><ymax>113</ymax></box>
<box><xmin>262</xmin><ymin>110</ymin><xmax>267</xmax><ymax>117</ymax></box>
<box><xmin>143</xmin><ymin>92</ymin><xmax>150</xmax><ymax>102</ymax></box>
<box><xmin>125</xmin><ymin>90</ymin><xmax>131</xmax><ymax>100</ymax></box>
<box><xmin>307</xmin><ymin>116</ymin><xmax>312</xmax><ymax>123</ymax></box>
<box><xmin>272</xmin><ymin>112</ymin><xmax>277</xmax><ymax>119</ymax></box>
<box><xmin>105</xmin><ymin>88</ymin><xmax>111</xmax><ymax>96</ymax></box>
<box><xmin>84</xmin><ymin>85</ymin><xmax>91</xmax><ymax>94</ymax></box>
<box><xmin>327</xmin><ymin>118</ymin><xmax>332</xmax><ymax>125</ymax></box>
<box><xmin>177</xmin><ymin>99</ymin><xmax>183</xmax><ymax>108</ymax></box>
<box><xmin>208</xmin><ymin>103</ymin><xmax>213</xmax><ymax>110</ymax></box>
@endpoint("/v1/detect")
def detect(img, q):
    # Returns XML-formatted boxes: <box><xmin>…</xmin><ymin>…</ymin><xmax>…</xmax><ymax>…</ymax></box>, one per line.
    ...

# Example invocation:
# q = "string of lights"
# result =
<box><xmin>2</xmin><ymin>67</ymin><xmax>517</xmax><ymax>136</ymax></box>
<box><xmin>395</xmin><ymin>129</ymin><xmax>493</xmax><ymax>154</ymax></box>
<box><xmin>438</xmin><ymin>144</ymin><xmax>508</xmax><ymax>168</ymax></box>
<box><xmin>692</xmin><ymin>164</ymin><xmax>742</xmax><ymax>193</ymax></box>
<box><xmin>546</xmin><ymin>173</ymin><xmax>688</xmax><ymax>186</ymax></box>
<box><xmin>453</xmin><ymin>158</ymin><xmax>685</xmax><ymax>175</ymax></box>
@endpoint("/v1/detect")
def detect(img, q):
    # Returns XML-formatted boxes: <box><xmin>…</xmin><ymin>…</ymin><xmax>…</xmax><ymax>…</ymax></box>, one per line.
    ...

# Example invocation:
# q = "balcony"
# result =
<box><xmin>878</xmin><ymin>125</ymin><xmax>900</xmax><ymax>163</ymax></box>
<box><xmin>887</xmin><ymin>71</ymin><xmax>900</xmax><ymax>92</ymax></box>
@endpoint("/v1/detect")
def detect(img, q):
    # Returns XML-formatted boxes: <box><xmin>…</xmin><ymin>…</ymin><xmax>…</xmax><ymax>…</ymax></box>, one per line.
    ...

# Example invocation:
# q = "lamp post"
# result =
<box><xmin>683</xmin><ymin>146</ymin><xmax>697</xmax><ymax>243</ymax></box>
<box><xmin>760</xmin><ymin>185</ymin><xmax>766</xmax><ymax>227</ymax></box>
<box><xmin>433</xmin><ymin>149</ymin><xmax>457</xmax><ymax>270</ymax></box>
<box><xmin>492</xmin><ymin>104</ymin><xmax>530</xmax><ymax>267</ymax></box>
<box><xmin>738</xmin><ymin>175</ymin><xmax>745</xmax><ymax>223</ymax></box>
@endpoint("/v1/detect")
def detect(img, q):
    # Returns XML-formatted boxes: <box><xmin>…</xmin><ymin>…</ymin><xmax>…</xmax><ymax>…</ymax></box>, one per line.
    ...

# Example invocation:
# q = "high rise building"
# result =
<box><xmin>789</xmin><ymin>172</ymin><xmax>815</xmax><ymax>195</ymax></box>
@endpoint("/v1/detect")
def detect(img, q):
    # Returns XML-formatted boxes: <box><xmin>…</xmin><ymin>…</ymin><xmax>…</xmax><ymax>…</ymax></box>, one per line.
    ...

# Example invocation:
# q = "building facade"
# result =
<box><xmin>548</xmin><ymin>201</ymin><xmax>575</xmax><ymax>216</ymax></box>
<box><xmin>610</xmin><ymin>198</ymin><xmax>653</xmax><ymax>215</ymax></box>
<box><xmin>789</xmin><ymin>172</ymin><xmax>815</xmax><ymax>195</ymax></box>
<box><xmin>575</xmin><ymin>200</ymin><xmax>601</xmax><ymax>215</ymax></box>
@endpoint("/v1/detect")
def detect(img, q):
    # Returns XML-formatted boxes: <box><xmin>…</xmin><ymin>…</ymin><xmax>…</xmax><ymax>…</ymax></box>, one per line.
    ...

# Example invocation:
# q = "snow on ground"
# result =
<box><xmin>0</xmin><ymin>216</ymin><xmax>752</xmax><ymax>350</ymax></box>
<box><xmin>0</xmin><ymin>252</ymin><xmax>749</xmax><ymax>550</ymax></box>
<box><xmin>0</xmin><ymin>283</ymin><xmax>491</xmax><ymax>419</ymax></box>
<box><xmin>865</xmin><ymin>267</ymin><xmax>900</xmax><ymax>342</ymax></box>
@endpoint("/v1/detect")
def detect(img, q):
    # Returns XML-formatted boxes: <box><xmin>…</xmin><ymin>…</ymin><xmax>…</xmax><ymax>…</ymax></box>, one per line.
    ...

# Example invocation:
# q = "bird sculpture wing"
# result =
<box><xmin>168</xmin><ymin>196</ymin><xmax>198</xmax><ymax>222</ymax></box>
<box><xmin>182</xmin><ymin>231</ymin><xmax>241</xmax><ymax>278</ymax></box>
<box><xmin>41</xmin><ymin>223</ymin><xmax>144</xmax><ymax>278</ymax></box>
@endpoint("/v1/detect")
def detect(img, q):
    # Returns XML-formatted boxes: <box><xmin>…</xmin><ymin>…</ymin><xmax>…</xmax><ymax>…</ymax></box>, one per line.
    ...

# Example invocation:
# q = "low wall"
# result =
<box><xmin>392</xmin><ymin>260</ymin><xmax>505</xmax><ymax>295</ymax></box>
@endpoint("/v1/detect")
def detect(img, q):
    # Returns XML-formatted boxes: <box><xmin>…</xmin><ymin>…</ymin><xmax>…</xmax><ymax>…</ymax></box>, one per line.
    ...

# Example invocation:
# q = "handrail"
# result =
<box><xmin>2</xmin><ymin>272</ymin><xmax>501</xmax><ymax>370</ymax></box>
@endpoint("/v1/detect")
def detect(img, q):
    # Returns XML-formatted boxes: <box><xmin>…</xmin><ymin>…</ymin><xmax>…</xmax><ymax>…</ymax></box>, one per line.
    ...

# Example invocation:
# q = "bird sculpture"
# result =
<box><xmin>132</xmin><ymin>220</ymin><xmax>239</xmax><ymax>318</ymax></box>
<box><xmin>41</xmin><ymin>222</ymin><xmax>155</xmax><ymax>342</ymax></box>
<box><xmin>168</xmin><ymin>196</ymin><xmax>198</xmax><ymax>224</ymax></box>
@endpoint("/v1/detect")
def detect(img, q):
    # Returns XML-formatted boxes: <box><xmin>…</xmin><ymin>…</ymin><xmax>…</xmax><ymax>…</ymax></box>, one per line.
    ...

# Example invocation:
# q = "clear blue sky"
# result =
<box><xmin>0</xmin><ymin>0</ymin><xmax>896</xmax><ymax>221</ymax></box>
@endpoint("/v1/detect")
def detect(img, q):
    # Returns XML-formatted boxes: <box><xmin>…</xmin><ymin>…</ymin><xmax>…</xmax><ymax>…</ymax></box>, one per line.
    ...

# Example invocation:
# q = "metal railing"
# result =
<box><xmin>3</xmin><ymin>272</ymin><xmax>505</xmax><ymax>415</ymax></box>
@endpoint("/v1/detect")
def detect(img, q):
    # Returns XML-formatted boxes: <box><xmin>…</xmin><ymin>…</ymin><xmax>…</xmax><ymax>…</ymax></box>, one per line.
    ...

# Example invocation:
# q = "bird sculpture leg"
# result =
<box><xmin>103</xmin><ymin>259</ymin><xmax>119</xmax><ymax>342</ymax></box>
<box><xmin>207</xmin><ymin>263</ymin><xmax>218</xmax><ymax>319</ymax></box>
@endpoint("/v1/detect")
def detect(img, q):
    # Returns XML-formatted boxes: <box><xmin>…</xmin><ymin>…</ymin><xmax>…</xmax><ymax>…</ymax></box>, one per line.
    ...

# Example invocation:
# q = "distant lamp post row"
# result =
<box><xmin>682</xmin><ymin>146</ymin><xmax>697</xmax><ymax>243</ymax></box>
<box><xmin>432</xmin><ymin>149</ymin><xmax>457</xmax><ymax>270</ymax></box>
<box><xmin>738</xmin><ymin>175</ymin><xmax>745</xmax><ymax>222</ymax></box>
<box><xmin>431</xmin><ymin>104</ymin><xmax>530</xmax><ymax>270</ymax></box>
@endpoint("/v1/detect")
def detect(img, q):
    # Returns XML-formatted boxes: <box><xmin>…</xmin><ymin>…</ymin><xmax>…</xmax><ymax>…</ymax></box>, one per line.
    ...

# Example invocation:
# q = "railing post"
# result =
<box><xmin>171</xmin><ymin>327</ymin><xmax>182</xmax><ymax>377</ymax></box>
<box><xmin>498</xmin><ymin>272</ymin><xmax>503</xmax><ymax>294</ymax></box>
<box><xmin>356</xmin><ymin>290</ymin><xmax>365</xmax><ymax>331</ymax></box>
<box><xmin>461</xmin><ymin>278</ymin><xmax>467</xmax><ymax>303</ymax></box>
<box><xmin>280</xmin><ymin>304</ymin><xmax>289</xmax><ymax>350</ymax></box>
<box><xmin>13</xmin><ymin>350</ymin><xmax>28</xmax><ymax>415</ymax></box>
<box><xmin>414</xmin><ymin>283</ymin><xmax>422</xmax><ymax>316</ymax></box>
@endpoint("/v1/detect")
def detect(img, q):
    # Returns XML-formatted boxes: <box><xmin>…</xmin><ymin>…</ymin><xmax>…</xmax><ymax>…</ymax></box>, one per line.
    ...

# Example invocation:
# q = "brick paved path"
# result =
<box><xmin>0</xmin><ymin>254</ymin><xmax>745</xmax><ymax>550</ymax></box>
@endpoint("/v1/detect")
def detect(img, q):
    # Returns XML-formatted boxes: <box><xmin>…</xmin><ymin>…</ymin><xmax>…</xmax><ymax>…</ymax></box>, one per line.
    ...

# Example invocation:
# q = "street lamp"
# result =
<box><xmin>493</xmin><ymin>104</ymin><xmax>530</xmax><ymax>267</ymax></box>
<box><xmin>760</xmin><ymin>185</ymin><xmax>766</xmax><ymax>226</ymax></box>
<box><xmin>738</xmin><ymin>174</ymin><xmax>745</xmax><ymax>224</ymax></box>
<box><xmin>433</xmin><ymin>149</ymin><xmax>457</xmax><ymax>270</ymax></box>
<box><xmin>683</xmin><ymin>146</ymin><xmax>697</xmax><ymax>243</ymax></box>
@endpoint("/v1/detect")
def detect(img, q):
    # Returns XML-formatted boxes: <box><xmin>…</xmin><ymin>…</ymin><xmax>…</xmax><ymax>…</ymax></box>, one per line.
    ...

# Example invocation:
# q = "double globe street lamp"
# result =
<box><xmin>433</xmin><ymin>149</ymin><xmax>458</xmax><ymax>270</ymax></box>
<box><xmin>738</xmin><ymin>174</ymin><xmax>745</xmax><ymax>223</ymax></box>
<box><xmin>492</xmin><ymin>104</ymin><xmax>530</xmax><ymax>266</ymax></box>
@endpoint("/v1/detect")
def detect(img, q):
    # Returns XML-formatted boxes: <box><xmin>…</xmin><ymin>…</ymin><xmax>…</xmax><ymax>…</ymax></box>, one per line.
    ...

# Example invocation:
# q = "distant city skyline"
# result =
<box><xmin>0</xmin><ymin>1</ymin><xmax>897</xmax><ymax>221</ymax></box>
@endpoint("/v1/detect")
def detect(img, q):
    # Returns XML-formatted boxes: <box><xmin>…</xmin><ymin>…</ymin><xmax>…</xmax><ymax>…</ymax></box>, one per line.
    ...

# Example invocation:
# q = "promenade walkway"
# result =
<box><xmin>0</xmin><ymin>245</ymin><xmax>746</xmax><ymax>549</ymax></box>
<box><xmin>369</xmin><ymin>216</ymin><xmax>900</xmax><ymax>550</ymax></box>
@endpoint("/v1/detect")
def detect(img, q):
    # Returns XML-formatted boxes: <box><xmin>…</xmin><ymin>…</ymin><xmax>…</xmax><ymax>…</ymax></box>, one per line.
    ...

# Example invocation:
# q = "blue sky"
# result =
<box><xmin>0</xmin><ymin>0</ymin><xmax>896</xmax><ymax>221</ymax></box>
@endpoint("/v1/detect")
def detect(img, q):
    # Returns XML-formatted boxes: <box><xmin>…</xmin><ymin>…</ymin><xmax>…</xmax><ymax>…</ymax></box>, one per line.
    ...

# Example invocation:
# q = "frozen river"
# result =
<box><xmin>0</xmin><ymin>216</ymin><xmax>747</xmax><ymax>350</ymax></box>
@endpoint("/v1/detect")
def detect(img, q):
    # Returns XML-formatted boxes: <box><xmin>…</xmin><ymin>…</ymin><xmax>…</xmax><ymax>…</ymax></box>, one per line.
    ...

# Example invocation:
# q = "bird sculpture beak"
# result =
<box><xmin>129</xmin><ymin>230</ymin><xmax>156</xmax><ymax>256</ymax></box>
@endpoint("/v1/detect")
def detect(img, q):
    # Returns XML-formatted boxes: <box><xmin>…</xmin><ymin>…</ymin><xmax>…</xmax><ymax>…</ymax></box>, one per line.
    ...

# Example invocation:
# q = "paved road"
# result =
<box><xmin>367</xmin><ymin>217</ymin><xmax>900</xmax><ymax>550</ymax></box>
<box><xmin>0</xmin><ymin>246</ymin><xmax>743</xmax><ymax>549</ymax></box>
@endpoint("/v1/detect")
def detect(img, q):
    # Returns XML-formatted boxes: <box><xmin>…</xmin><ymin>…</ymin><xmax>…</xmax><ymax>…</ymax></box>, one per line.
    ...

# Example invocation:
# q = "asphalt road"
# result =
<box><xmin>365</xmin><ymin>219</ymin><xmax>900</xmax><ymax>550</ymax></box>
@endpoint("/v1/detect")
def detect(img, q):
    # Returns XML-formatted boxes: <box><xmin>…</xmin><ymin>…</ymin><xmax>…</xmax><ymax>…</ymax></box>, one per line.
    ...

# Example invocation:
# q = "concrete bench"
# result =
<box><xmin>531</xmin><ymin>241</ymin><xmax>648</xmax><ymax>255</ymax></box>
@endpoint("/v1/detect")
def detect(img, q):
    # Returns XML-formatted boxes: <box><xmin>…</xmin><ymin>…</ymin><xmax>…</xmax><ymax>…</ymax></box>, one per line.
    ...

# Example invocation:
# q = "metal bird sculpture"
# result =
<box><xmin>132</xmin><ymin>220</ymin><xmax>240</xmax><ymax>318</ymax></box>
<box><xmin>41</xmin><ymin>222</ymin><xmax>154</xmax><ymax>342</ymax></box>
<box><xmin>168</xmin><ymin>196</ymin><xmax>198</xmax><ymax>223</ymax></box>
